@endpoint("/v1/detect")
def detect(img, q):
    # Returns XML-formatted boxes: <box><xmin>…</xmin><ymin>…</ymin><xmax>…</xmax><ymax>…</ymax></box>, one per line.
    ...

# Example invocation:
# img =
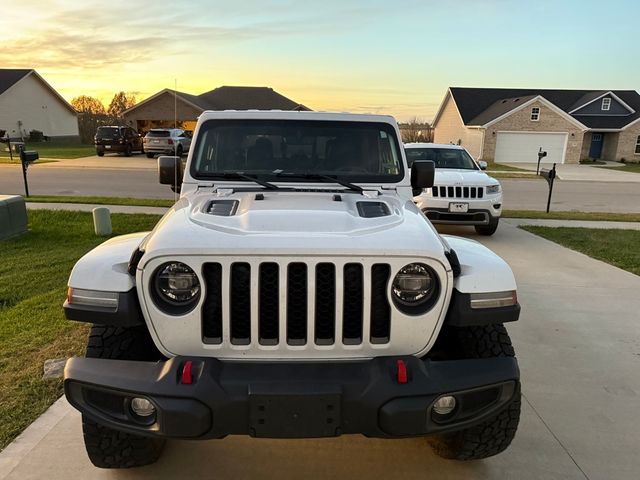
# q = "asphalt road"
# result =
<box><xmin>1</xmin><ymin>163</ymin><xmax>639</xmax><ymax>211</ymax></box>
<box><xmin>2</xmin><ymin>221</ymin><xmax>639</xmax><ymax>479</ymax></box>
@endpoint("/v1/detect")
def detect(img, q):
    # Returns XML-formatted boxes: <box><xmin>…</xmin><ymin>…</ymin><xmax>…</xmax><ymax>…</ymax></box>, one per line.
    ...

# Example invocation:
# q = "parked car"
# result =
<box><xmin>143</xmin><ymin>128</ymin><xmax>192</xmax><ymax>158</ymax></box>
<box><xmin>405</xmin><ymin>143</ymin><xmax>503</xmax><ymax>235</ymax></box>
<box><xmin>63</xmin><ymin>111</ymin><xmax>521</xmax><ymax>468</ymax></box>
<box><xmin>94</xmin><ymin>126</ymin><xmax>144</xmax><ymax>157</ymax></box>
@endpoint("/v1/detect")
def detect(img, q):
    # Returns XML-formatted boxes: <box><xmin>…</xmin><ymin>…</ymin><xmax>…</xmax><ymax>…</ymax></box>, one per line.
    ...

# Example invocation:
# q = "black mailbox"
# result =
<box><xmin>20</xmin><ymin>150</ymin><xmax>39</xmax><ymax>164</ymax></box>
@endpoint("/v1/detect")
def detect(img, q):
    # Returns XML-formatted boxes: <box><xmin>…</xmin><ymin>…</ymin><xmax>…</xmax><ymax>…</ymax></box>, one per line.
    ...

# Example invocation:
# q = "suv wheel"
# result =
<box><xmin>124</xmin><ymin>144</ymin><xmax>132</xmax><ymax>157</ymax></box>
<box><xmin>427</xmin><ymin>324</ymin><xmax>521</xmax><ymax>460</ymax></box>
<box><xmin>96</xmin><ymin>149</ymin><xmax>104</xmax><ymax>157</ymax></box>
<box><xmin>475</xmin><ymin>217</ymin><xmax>499</xmax><ymax>236</ymax></box>
<box><xmin>175</xmin><ymin>145</ymin><xmax>183</xmax><ymax>157</ymax></box>
<box><xmin>146</xmin><ymin>152</ymin><xmax>154</xmax><ymax>158</ymax></box>
<box><xmin>82</xmin><ymin>326</ymin><xmax>165</xmax><ymax>468</ymax></box>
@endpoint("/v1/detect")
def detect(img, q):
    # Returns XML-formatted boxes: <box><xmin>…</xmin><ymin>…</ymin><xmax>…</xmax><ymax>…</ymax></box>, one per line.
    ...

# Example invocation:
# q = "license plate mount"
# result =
<box><xmin>449</xmin><ymin>202</ymin><xmax>469</xmax><ymax>213</ymax></box>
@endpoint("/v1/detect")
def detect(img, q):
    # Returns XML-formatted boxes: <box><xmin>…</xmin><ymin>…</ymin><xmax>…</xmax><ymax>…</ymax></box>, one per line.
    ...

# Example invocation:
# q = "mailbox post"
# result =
<box><xmin>540</xmin><ymin>163</ymin><xmax>557</xmax><ymax>213</ymax></box>
<box><xmin>19</xmin><ymin>146</ymin><xmax>39</xmax><ymax>197</ymax></box>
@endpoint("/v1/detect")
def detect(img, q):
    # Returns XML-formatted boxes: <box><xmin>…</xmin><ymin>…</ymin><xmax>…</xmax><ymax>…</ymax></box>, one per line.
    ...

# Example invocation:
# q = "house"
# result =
<box><xmin>122</xmin><ymin>86</ymin><xmax>310</xmax><ymax>132</ymax></box>
<box><xmin>0</xmin><ymin>69</ymin><xmax>79</xmax><ymax>139</ymax></box>
<box><xmin>432</xmin><ymin>87</ymin><xmax>640</xmax><ymax>164</ymax></box>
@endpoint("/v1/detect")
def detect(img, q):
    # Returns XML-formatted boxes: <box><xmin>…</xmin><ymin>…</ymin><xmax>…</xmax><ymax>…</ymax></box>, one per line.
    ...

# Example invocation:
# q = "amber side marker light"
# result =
<box><xmin>469</xmin><ymin>291</ymin><xmax>517</xmax><ymax>309</ymax></box>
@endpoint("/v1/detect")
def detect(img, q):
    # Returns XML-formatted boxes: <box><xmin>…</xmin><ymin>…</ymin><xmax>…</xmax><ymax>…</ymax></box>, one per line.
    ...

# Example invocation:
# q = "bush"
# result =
<box><xmin>28</xmin><ymin>130</ymin><xmax>44</xmax><ymax>142</ymax></box>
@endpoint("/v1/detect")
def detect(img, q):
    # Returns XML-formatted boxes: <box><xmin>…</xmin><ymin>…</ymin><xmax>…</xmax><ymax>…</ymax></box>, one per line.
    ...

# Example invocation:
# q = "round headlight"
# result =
<box><xmin>392</xmin><ymin>263</ymin><xmax>439</xmax><ymax>313</ymax></box>
<box><xmin>152</xmin><ymin>262</ymin><xmax>200</xmax><ymax>314</ymax></box>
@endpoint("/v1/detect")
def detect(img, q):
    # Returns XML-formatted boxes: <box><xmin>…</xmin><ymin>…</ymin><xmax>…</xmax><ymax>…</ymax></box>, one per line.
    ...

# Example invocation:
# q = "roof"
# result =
<box><xmin>125</xmin><ymin>86</ymin><xmax>310</xmax><ymax>116</ymax></box>
<box><xmin>0</xmin><ymin>69</ymin><xmax>33</xmax><ymax>95</ymax></box>
<box><xmin>444</xmin><ymin>87</ymin><xmax>640</xmax><ymax>130</ymax></box>
<box><xmin>196</xmin><ymin>110</ymin><xmax>395</xmax><ymax>125</ymax></box>
<box><xmin>404</xmin><ymin>143</ymin><xmax>463</xmax><ymax>149</ymax></box>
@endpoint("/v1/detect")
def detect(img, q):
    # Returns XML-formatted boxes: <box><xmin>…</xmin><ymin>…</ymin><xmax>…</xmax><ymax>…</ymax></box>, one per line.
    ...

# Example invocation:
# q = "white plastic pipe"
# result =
<box><xmin>92</xmin><ymin>207</ymin><xmax>112</xmax><ymax>236</ymax></box>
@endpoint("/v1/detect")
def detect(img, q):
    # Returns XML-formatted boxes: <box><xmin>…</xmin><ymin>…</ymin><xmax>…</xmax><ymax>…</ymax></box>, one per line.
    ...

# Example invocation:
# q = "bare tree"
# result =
<box><xmin>107</xmin><ymin>92</ymin><xmax>137</xmax><ymax>123</ymax></box>
<box><xmin>71</xmin><ymin>95</ymin><xmax>109</xmax><ymax>144</ymax></box>
<box><xmin>399</xmin><ymin>117</ymin><xmax>434</xmax><ymax>144</ymax></box>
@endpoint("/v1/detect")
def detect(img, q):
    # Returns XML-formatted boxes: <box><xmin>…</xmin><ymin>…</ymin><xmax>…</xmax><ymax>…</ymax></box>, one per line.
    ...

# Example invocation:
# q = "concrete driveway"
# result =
<box><xmin>1</xmin><ymin>220</ymin><xmax>639</xmax><ymax>479</ymax></box>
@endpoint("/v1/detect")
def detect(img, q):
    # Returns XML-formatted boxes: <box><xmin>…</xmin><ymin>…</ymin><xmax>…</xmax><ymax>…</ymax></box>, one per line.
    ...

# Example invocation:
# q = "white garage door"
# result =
<box><xmin>494</xmin><ymin>132</ymin><xmax>568</xmax><ymax>164</ymax></box>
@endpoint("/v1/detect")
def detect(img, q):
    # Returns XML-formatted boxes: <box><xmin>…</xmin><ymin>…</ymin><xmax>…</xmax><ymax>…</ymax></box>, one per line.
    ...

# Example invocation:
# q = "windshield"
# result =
<box><xmin>96</xmin><ymin>127</ymin><xmax>120</xmax><ymax>138</ymax></box>
<box><xmin>190</xmin><ymin>120</ymin><xmax>404</xmax><ymax>183</ymax></box>
<box><xmin>405</xmin><ymin>147</ymin><xmax>478</xmax><ymax>170</ymax></box>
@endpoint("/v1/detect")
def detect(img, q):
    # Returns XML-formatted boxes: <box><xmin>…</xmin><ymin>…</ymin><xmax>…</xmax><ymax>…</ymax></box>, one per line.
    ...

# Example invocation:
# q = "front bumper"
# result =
<box><xmin>64</xmin><ymin>355</ymin><xmax>519</xmax><ymax>439</ymax></box>
<box><xmin>415</xmin><ymin>195</ymin><xmax>502</xmax><ymax>225</ymax></box>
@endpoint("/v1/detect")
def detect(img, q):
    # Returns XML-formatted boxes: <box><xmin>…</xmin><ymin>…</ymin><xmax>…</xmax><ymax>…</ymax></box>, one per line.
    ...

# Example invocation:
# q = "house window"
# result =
<box><xmin>635</xmin><ymin>135</ymin><xmax>640</xmax><ymax>155</ymax></box>
<box><xmin>602</xmin><ymin>97</ymin><xmax>611</xmax><ymax>111</ymax></box>
<box><xmin>531</xmin><ymin>107</ymin><xmax>540</xmax><ymax>121</ymax></box>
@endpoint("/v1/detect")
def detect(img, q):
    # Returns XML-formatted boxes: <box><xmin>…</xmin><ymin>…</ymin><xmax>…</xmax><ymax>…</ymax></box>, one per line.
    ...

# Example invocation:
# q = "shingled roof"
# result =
<box><xmin>446</xmin><ymin>87</ymin><xmax>640</xmax><ymax>130</ymax></box>
<box><xmin>0</xmin><ymin>69</ymin><xmax>32</xmax><ymax>96</ymax></box>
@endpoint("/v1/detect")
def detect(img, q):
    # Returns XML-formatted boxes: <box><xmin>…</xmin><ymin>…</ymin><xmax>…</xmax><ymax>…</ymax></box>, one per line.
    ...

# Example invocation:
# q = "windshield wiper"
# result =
<box><xmin>275</xmin><ymin>172</ymin><xmax>364</xmax><ymax>192</ymax></box>
<box><xmin>201</xmin><ymin>172</ymin><xmax>281</xmax><ymax>190</ymax></box>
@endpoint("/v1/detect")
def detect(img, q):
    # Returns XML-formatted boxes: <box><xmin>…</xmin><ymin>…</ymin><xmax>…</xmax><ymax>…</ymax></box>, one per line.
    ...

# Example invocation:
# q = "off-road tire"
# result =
<box><xmin>428</xmin><ymin>324</ymin><xmax>521</xmax><ymax>460</ymax></box>
<box><xmin>82</xmin><ymin>326</ymin><xmax>165</xmax><ymax>468</ymax></box>
<box><xmin>474</xmin><ymin>217</ymin><xmax>499</xmax><ymax>236</ymax></box>
<box><xmin>146</xmin><ymin>152</ymin><xmax>154</xmax><ymax>158</ymax></box>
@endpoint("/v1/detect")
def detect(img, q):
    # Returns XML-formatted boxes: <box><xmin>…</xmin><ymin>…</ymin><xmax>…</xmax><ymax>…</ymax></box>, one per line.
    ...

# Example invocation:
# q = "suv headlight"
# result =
<box><xmin>486</xmin><ymin>184</ymin><xmax>501</xmax><ymax>194</ymax></box>
<box><xmin>391</xmin><ymin>263</ymin><xmax>440</xmax><ymax>314</ymax></box>
<box><xmin>151</xmin><ymin>262</ymin><xmax>201</xmax><ymax>314</ymax></box>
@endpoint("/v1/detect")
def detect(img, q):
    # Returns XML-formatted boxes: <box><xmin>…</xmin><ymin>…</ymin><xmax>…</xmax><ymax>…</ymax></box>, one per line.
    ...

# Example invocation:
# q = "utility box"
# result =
<box><xmin>0</xmin><ymin>195</ymin><xmax>28</xmax><ymax>240</ymax></box>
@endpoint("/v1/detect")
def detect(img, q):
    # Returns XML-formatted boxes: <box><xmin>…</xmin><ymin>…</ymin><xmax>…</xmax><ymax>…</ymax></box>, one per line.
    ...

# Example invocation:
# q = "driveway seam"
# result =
<box><xmin>522</xmin><ymin>393</ymin><xmax>590</xmax><ymax>480</ymax></box>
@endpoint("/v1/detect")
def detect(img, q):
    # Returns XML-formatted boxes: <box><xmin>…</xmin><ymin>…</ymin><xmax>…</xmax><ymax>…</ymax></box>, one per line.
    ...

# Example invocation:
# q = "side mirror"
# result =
<box><xmin>158</xmin><ymin>155</ymin><xmax>182</xmax><ymax>192</ymax></box>
<box><xmin>478</xmin><ymin>160</ymin><xmax>488</xmax><ymax>170</ymax></box>
<box><xmin>411</xmin><ymin>160</ymin><xmax>435</xmax><ymax>196</ymax></box>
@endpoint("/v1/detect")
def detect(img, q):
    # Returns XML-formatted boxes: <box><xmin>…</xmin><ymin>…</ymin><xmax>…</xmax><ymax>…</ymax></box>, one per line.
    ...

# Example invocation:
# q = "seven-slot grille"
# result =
<box><xmin>201</xmin><ymin>261</ymin><xmax>392</xmax><ymax>347</ymax></box>
<box><xmin>431</xmin><ymin>186</ymin><xmax>484</xmax><ymax>199</ymax></box>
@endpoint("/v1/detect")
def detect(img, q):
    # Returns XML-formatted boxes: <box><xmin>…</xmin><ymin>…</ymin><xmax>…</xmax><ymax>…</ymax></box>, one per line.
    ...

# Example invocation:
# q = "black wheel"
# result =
<box><xmin>475</xmin><ymin>217</ymin><xmax>499</xmax><ymax>236</ymax></box>
<box><xmin>175</xmin><ymin>145</ymin><xmax>183</xmax><ymax>157</ymax></box>
<box><xmin>82</xmin><ymin>326</ymin><xmax>165</xmax><ymax>468</ymax></box>
<box><xmin>96</xmin><ymin>150</ymin><xmax>104</xmax><ymax>157</ymax></box>
<box><xmin>427</xmin><ymin>324</ymin><xmax>521</xmax><ymax>460</ymax></box>
<box><xmin>124</xmin><ymin>144</ymin><xmax>132</xmax><ymax>157</ymax></box>
<box><xmin>146</xmin><ymin>152</ymin><xmax>154</xmax><ymax>159</ymax></box>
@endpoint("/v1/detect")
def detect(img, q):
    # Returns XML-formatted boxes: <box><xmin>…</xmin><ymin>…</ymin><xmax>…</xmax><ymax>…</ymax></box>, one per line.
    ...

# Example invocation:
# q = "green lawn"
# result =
<box><xmin>489</xmin><ymin>171</ymin><xmax>540</xmax><ymax>179</ymax></box>
<box><xmin>598</xmin><ymin>163</ymin><xmax>640</xmax><ymax>174</ymax></box>
<box><xmin>503</xmin><ymin>210</ymin><xmax>640</xmax><ymax>223</ymax></box>
<box><xmin>520</xmin><ymin>226</ymin><xmax>640</xmax><ymax>276</ymax></box>
<box><xmin>0</xmin><ymin>210</ymin><xmax>162</xmax><ymax>450</ymax></box>
<box><xmin>1</xmin><ymin>141</ymin><xmax>94</xmax><ymax>160</ymax></box>
<box><xmin>25</xmin><ymin>195</ymin><xmax>174</xmax><ymax>208</ymax></box>
<box><xmin>484</xmin><ymin>161</ymin><xmax>531</xmax><ymax>172</ymax></box>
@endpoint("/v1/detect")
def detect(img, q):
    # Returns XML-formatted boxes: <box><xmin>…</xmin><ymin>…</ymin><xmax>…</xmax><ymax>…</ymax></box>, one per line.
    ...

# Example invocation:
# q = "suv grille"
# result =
<box><xmin>432</xmin><ymin>186</ymin><xmax>484</xmax><ymax>199</ymax></box>
<box><xmin>201</xmin><ymin>261</ymin><xmax>392</xmax><ymax>347</ymax></box>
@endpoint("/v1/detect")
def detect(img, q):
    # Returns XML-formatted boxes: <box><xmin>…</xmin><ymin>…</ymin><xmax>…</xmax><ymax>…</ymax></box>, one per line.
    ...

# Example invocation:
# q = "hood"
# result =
<box><xmin>141</xmin><ymin>190</ymin><xmax>448</xmax><ymax>262</ymax></box>
<box><xmin>434</xmin><ymin>169</ymin><xmax>495</xmax><ymax>186</ymax></box>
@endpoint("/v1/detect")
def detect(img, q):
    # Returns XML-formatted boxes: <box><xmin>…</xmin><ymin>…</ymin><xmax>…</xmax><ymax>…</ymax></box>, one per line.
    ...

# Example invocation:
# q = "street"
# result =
<box><xmin>1</xmin><ymin>162</ymin><xmax>639</xmax><ymax>212</ymax></box>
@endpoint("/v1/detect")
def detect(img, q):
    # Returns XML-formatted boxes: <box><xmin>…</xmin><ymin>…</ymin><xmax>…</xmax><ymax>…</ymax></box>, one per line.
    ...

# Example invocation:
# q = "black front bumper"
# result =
<box><xmin>64</xmin><ymin>355</ymin><xmax>519</xmax><ymax>440</ymax></box>
<box><xmin>424</xmin><ymin>208</ymin><xmax>497</xmax><ymax>225</ymax></box>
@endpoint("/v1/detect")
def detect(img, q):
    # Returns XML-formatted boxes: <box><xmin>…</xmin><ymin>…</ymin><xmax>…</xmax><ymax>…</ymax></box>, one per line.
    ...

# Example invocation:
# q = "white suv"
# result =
<box><xmin>406</xmin><ymin>143</ymin><xmax>503</xmax><ymax>235</ymax></box>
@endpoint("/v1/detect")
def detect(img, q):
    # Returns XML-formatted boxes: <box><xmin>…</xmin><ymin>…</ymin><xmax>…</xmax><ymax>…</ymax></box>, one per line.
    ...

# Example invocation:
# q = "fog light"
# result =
<box><xmin>130</xmin><ymin>397</ymin><xmax>156</xmax><ymax>417</ymax></box>
<box><xmin>433</xmin><ymin>395</ymin><xmax>456</xmax><ymax>415</ymax></box>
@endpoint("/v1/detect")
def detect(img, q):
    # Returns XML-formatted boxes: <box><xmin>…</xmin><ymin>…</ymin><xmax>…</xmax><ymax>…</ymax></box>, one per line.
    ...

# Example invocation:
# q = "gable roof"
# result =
<box><xmin>123</xmin><ymin>86</ymin><xmax>309</xmax><ymax>116</ymax></box>
<box><xmin>445</xmin><ymin>87</ymin><xmax>640</xmax><ymax>130</ymax></box>
<box><xmin>0</xmin><ymin>69</ymin><xmax>33</xmax><ymax>95</ymax></box>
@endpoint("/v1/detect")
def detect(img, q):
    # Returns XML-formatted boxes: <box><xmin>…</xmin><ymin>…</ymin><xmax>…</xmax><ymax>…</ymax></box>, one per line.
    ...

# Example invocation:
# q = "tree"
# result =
<box><xmin>400</xmin><ymin>117</ymin><xmax>434</xmax><ymax>143</ymax></box>
<box><xmin>107</xmin><ymin>92</ymin><xmax>137</xmax><ymax>121</ymax></box>
<box><xmin>71</xmin><ymin>95</ymin><xmax>109</xmax><ymax>144</ymax></box>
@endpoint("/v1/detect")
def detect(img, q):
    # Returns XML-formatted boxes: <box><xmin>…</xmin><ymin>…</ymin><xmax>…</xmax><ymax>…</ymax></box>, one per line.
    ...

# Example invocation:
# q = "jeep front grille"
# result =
<box><xmin>201</xmin><ymin>260</ymin><xmax>392</xmax><ymax>347</ymax></box>
<box><xmin>432</xmin><ymin>186</ymin><xmax>484</xmax><ymax>199</ymax></box>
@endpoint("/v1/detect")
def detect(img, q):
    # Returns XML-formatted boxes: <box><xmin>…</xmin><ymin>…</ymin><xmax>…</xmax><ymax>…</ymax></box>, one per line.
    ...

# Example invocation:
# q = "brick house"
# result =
<box><xmin>432</xmin><ymin>87</ymin><xmax>640</xmax><ymax>164</ymax></box>
<box><xmin>122</xmin><ymin>86</ymin><xmax>309</xmax><ymax>133</ymax></box>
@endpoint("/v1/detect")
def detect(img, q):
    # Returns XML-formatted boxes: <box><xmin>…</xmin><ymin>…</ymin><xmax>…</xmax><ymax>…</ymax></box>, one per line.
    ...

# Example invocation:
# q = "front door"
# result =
<box><xmin>589</xmin><ymin>133</ymin><xmax>604</xmax><ymax>159</ymax></box>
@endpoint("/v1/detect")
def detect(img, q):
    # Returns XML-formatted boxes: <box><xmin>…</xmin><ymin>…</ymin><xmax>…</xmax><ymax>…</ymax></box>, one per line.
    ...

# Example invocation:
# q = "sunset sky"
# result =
<box><xmin>1</xmin><ymin>0</ymin><xmax>638</xmax><ymax>121</ymax></box>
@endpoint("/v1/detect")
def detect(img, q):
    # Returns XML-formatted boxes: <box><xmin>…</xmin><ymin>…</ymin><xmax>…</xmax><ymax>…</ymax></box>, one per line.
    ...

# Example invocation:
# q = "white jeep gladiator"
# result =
<box><xmin>63</xmin><ymin>111</ymin><xmax>521</xmax><ymax>469</ymax></box>
<box><xmin>405</xmin><ymin>143</ymin><xmax>503</xmax><ymax>235</ymax></box>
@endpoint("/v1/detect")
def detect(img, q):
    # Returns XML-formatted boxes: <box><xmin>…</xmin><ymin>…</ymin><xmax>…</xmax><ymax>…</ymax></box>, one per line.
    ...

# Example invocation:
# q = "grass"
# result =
<box><xmin>484</xmin><ymin>161</ymin><xmax>531</xmax><ymax>172</ymax></box>
<box><xmin>489</xmin><ymin>171</ymin><xmax>540</xmax><ymax>179</ymax></box>
<box><xmin>0</xmin><ymin>158</ymin><xmax>58</xmax><ymax>165</ymax></box>
<box><xmin>579</xmin><ymin>159</ymin><xmax>607</xmax><ymax>165</ymax></box>
<box><xmin>521</xmin><ymin>226</ymin><xmax>640</xmax><ymax>276</ymax></box>
<box><xmin>0</xmin><ymin>210</ymin><xmax>162</xmax><ymax>450</ymax></box>
<box><xmin>24</xmin><ymin>195</ymin><xmax>174</xmax><ymax>208</ymax></box>
<box><xmin>1</xmin><ymin>141</ymin><xmax>94</xmax><ymax>160</ymax></box>
<box><xmin>503</xmin><ymin>210</ymin><xmax>640</xmax><ymax>223</ymax></box>
<box><xmin>598</xmin><ymin>163</ymin><xmax>640</xmax><ymax>174</ymax></box>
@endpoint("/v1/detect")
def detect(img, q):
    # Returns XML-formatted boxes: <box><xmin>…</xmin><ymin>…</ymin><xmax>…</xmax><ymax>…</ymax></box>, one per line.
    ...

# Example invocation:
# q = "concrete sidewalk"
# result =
<box><xmin>1</xmin><ymin>221</ymin><xmax>639</xmax><ymax>479</ymax></box>
<box><xmin>503</xmin><ymin>162</ymin><xmax>640</xmax><ymax>182</ymax></box>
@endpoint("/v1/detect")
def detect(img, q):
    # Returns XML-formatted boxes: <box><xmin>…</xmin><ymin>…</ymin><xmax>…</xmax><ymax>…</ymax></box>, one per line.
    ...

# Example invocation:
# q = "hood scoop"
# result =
<box><xmin>357</xmin><ymin>201</ymin><xmax>391</xmax><ymax>218</ymax></box>
<box><xmin>205</xmin><ymin>200</ymin><xmax>238</xmax><ymax>216</ymax></box>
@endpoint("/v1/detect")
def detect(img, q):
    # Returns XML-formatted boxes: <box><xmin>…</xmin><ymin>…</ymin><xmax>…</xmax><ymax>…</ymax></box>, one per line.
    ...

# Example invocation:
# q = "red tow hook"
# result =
<box><xmin>181</xmin><ymin>360</ymin><xmax>193</xmax><ymax>385</ymax></box>
<box><xmin>396</xmin><ymin>359</ymin><xmax>408</xmax><ymax>384</ymax></box>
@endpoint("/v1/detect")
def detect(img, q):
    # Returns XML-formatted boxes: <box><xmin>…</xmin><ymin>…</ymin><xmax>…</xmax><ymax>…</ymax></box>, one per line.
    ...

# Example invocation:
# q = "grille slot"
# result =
<box><xmin>370</xmin><ymin>264</ymin><xmax>391</xmax><ymax>343</ymax></box>
<box><xmin>433</xmin><ymin>185</ymin><xmax>484</xmax><ymax>199</ymax></box>
<box><xmin>230</xmin><ymin>263</ymin><xmax>251</xmax><ymax>345</ymax></box>
<box><xmin>258</xmin><ymin>263</ymin><xmax>279</xmax><ymax>345</ymax></box>
<box><xmin>315</xmin><ymin>263</ymin><xmax>336</xmax><ymax>345</ymax></box>
<box><xmin>287</xmin><ymin>263</ymin><xmax>308</xmax><ymax>345</ymax></box>
<box><xmin>202</xmin><ymin>263</ymin><xmax>223</xmax><ymax>344</ymax></box>
<box><xmin>342</xmin><ymin>263</ymin><xmax>364</xmax><ymax>344</ymax></box>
